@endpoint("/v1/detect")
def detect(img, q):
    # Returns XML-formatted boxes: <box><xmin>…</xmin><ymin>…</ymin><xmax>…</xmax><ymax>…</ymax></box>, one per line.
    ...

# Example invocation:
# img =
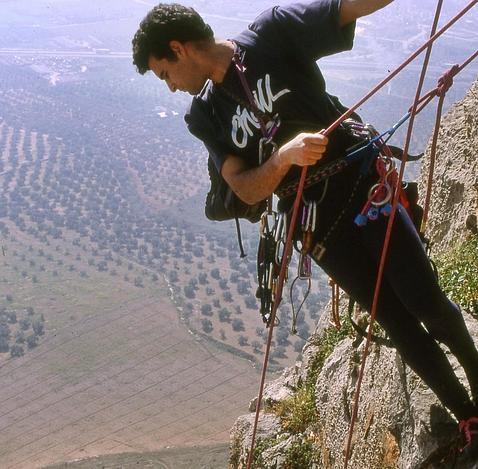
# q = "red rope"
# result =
<box><xmin>343</xmin><ymin>0</ymin><xmax>445</xmax><ymax>466</ymax></box>
<box><xmin>413</xmin><ymin>48</ymin><xmax>478</xmax><ymax>115</ymax></box>
<box><xmin>331</xmin><ymin>280</ymin><xmax>341</xmax><ymax>329</ymax></box>
<box><xmin>245</xmin><ymin>1</ymin><xmax>478</xmax><ymax>467</ymax></box>
<box><xmin>421</xmin><ymin>49</ymin><xmax>478</xmax><ymax>234</ymax></box>
<box><xmin>420</xmin><ymin>87</ymin><xmax>448</xmax><ymax>235</ymax></box>
<box><xmin>459</xmin><ymin>416</ymin><xmax>478</xmax><ymax>449</ymax></box>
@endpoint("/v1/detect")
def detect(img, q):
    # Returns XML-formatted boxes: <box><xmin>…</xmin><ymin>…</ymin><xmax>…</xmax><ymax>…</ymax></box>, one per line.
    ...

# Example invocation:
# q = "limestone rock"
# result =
<box><xmin>229</xmin><ymin>413</ymin><xmax>282</xmax><ymax>468</ymax></box>
<box><xmin>313</xmin><ymin>336</ymin><xmax>458</xmax><ymax>468</ymax></box>
<box><xmin>419</xmin><ymin>79</ymin><xmax>478</xmax><ymax>251</ymax></box>
<box><xmin>249</xmin><ymin>363</ymin><xmax>302</xmax><ymax>412</ymax></box>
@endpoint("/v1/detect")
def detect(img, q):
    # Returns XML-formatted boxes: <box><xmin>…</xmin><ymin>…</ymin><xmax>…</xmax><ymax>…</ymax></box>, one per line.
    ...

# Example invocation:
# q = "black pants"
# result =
<box><xmin>314</xmin><ymin>202</ymin><xmax>478</xmax><ymax>421</ymax></box>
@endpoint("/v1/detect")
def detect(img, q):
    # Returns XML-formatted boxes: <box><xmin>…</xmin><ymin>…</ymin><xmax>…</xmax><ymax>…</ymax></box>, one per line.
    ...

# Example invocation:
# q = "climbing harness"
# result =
<box><xmin>274</xmin><ymin>121</ymin><xmax>376</xmax><ymax>200</ymax></box>
<box><xmin>246</xmin><ymin>1</ymin><xmax>478</xmax><ymax>467</ymax></box>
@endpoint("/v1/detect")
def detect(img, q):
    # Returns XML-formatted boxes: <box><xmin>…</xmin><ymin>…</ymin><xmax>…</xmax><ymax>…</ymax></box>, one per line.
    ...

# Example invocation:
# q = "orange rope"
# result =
<box><xmin>330</xmin><ymin>280</ymin><xmax>341</xmax><ymax>329</ymax></box>
<box><xmin>343</xmin><ymin>0</ymin><xmax>445</xmax><ymax>466</ymax></box>
<box><xmin>420</xmin><ymin>92</ymin><xmax>446</xmax><ymax>236</ymax></box>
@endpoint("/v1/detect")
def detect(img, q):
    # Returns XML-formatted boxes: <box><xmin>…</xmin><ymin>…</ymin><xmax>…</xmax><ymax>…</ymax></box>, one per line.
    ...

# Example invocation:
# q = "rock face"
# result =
<box><xmin>419</xmin><ymin>79</ymin><xmax>478</xmax><ymax>251</ymax></box>
<box><xmin>230</xmin><ymin>302</ymin><xmax>478</xmax><ymax>468</ymax></box>
<box><xmin>312</xmin><ymin>307</ymin><xmax>477</xmax><ymax>469</ymax></box>
<box><xmin>229</xmin><ymin>80</ymin><xmax>478</xmax><ymax>468</ymax></box>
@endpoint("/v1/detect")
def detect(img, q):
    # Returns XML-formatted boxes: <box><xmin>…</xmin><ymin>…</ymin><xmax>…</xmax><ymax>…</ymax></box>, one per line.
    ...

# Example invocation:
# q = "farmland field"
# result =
<box><xmin>0</xmin><ymin>222</ymin><xmax>261</xmax><ymax>468</ymax></box>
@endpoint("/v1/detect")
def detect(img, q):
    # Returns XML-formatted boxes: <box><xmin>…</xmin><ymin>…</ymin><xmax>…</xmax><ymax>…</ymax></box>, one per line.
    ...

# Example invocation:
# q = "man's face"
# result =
<box><xmin>148</xmin><ymin>42</ymin><xmax>208</xmax><ymax>95</ymax></box>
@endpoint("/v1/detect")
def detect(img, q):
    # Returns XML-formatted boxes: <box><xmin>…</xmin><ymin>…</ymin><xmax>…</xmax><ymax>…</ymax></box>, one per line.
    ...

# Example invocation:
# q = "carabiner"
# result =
<box><xmin>260</xmin><ymin>210</ymin><xmax>277</xmax><ymax>237</ymax></box>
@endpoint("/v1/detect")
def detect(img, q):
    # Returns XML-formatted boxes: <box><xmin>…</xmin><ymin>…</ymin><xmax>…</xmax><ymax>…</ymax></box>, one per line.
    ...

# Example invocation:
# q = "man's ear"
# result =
<box><xmin>169</xmin><ymin>40</ymin><xmax>186</xmax><ymax>58</ymax></box>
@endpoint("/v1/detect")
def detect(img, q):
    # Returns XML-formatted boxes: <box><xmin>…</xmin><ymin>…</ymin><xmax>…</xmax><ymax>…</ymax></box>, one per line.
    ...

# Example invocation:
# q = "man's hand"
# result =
<box><xmin>339</xmin><ymin>0</ymin><xmax>394</xmax><ymax>27</ymax></box>
<box><xmin>277</xmin><ymin>131</ymin><xmax>328</xmax><ymax>167</ymax></box>
<box><xmin>221</xmin><ymin>131</ymin><xmax>328</xmax><ymax>205</ymax></box>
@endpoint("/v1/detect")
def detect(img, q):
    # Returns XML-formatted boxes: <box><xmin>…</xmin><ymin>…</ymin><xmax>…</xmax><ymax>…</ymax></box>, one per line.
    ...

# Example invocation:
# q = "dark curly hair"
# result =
<box><xmin>132</xmin><ymin>3</ymin><xmax>214</xmax><ymax>75</ymax></box>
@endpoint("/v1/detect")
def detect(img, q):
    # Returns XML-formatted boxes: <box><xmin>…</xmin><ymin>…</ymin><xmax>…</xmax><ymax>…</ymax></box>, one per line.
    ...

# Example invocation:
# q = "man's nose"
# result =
<box><xmin>166</xmin><ymin>80</ymin><xmax>177</xmax><ymax>93</ymax></box>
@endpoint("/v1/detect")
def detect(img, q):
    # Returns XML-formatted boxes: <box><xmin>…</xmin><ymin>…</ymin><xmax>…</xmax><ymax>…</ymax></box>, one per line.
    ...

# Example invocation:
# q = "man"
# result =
<box><xmin>132</xmin><ymin>0</ymin><xmax>478</xmax><ymax>454</ymax></box>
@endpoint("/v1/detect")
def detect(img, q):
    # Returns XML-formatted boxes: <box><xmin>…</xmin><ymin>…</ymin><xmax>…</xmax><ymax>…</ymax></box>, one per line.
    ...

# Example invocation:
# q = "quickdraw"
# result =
<box><xmin>288</xmin><ymin>197</ymin><xmax>318</xmax><ymax>334</ymax></box>
<box><xmin>256</xmin><ymin>210</ymin><xmax>288</xmax><ymax>325</ymax></box>
<box><xmin>330</xmin><ymin>279</ymin><xmax>341</xmax><ymax>329</ymax></box>
<box><xmin>298</xmin><ymin>198</ymin><xmax>316</xmax><ymax>279</ymax></box>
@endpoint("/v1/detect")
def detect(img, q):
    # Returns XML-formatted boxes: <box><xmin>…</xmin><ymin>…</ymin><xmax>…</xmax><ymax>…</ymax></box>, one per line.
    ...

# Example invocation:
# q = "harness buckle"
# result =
<box><xmin>258</xmin><ymin>137</ymin><xmax>278</xmax><ymax>165</ymax></box>
<box><xmin>258</xmin><ymin>115</ymin><xmax>280</xmax><ymax>165</ymax></box>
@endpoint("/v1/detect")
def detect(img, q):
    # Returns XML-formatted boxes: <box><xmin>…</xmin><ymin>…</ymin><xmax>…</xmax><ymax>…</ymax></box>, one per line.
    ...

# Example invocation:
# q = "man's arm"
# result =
<box><xmin>221</xmin><ymin>131</ymin><xmax>328</xmax><ymax>205</ymax></box>
<box><xmin>339</xmin><ymin>0</ymin><xmax>393</xmax><ymax>26</ymax></box>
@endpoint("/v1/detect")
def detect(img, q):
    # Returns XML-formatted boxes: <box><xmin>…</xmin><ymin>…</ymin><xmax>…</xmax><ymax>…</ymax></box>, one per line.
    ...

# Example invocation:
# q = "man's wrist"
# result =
<box><xmin>271</xmin><ymin>147</ymin><xmax>291</xmax><ymax>173</ymax></box>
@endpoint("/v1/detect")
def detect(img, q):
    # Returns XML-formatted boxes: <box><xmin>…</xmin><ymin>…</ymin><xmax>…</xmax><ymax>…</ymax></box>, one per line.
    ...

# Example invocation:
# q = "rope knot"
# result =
<box><xmin>436</xmin><ymin>64</ymin><xmax>460</xmax><ymax>96</ymax></box>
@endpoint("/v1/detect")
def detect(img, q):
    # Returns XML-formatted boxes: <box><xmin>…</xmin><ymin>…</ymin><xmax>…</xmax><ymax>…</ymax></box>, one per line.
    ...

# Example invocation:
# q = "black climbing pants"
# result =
<box><xmin>314</xmin><ymin>202</ymin><xmax>478</xmax><ymax>421</ymax></box>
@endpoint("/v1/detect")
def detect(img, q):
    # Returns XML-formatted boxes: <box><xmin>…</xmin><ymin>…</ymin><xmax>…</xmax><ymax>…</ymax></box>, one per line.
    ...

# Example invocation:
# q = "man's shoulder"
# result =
<box><xmin>232</xmin><ymin>6</ymin><xmax>279</xmax><ymax>48</ymax></box>
<box><xmin>233</xmin><ymin>1</ymin><xmax>340</xmax><ymax>56</ymax></box>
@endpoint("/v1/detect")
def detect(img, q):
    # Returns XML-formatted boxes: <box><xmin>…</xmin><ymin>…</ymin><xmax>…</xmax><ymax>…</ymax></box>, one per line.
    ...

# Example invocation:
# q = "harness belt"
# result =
<box><xmin>274</xmin><ymin>121</ymin><xmax>377</xmax><ymax>200</ymax></box>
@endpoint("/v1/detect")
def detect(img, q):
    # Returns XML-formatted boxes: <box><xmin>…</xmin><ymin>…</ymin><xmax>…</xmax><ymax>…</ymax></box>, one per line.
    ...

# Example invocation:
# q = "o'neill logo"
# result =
<box><xmin>231</xmin><ymin>74</ymin><xmax>290</xmax><ymax>148</ymax></box>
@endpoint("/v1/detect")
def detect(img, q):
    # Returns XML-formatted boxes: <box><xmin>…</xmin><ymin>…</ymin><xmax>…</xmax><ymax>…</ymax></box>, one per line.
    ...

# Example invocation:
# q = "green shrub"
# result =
<box><xmin>271</xmin><ymin>384</ymin><xmax>317</xmax><ymax>434</ymax></box>
<box><xmin>435</xmin><ymin>235</ymin><xmax>477</xmax><ymax>316</ymax></box>
<box><xmin>241</xmin><ymin>437</ymin><xmax>278</xmax><ymax>469</ymax></box>
<box><xmin>284</xmin><ymin>438</ymin><xmax>318</xmax><ymax>468</ymax></box>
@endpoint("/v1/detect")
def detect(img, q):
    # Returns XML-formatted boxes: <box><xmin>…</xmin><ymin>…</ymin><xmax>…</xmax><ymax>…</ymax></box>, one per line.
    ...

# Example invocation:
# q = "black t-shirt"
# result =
<box><xmin>185</xmin><ymin>0</ymin><xmax>356</xmax><ymax>173</ymax></box>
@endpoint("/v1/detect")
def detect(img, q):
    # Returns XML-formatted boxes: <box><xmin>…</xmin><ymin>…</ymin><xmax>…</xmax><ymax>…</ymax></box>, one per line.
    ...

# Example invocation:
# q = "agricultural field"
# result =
<box><xmin>0</xmin><ymin>107</ymin><xmax>327</xmax><ymax>369</ymax></box>
<box><xmin>0</xmin><ymin>220</ymin><xmax>264</xmax><ymax>468</ymax></box>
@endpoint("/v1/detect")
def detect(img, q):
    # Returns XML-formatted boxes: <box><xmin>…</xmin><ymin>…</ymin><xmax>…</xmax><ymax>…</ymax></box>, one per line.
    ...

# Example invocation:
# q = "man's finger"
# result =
<box><xmin>301</xmin><ymin>152</ymin><xmax>326</xmax><ymax>163</ymax></box>
<box><xmin>304</xmin><ymin>134</ymin><xmax>328</xmax><ymax>146</ymax></box>
<box><xmin>305</xmin><ymin>144</ymin><xmax>327</xmax><ymax>154</ymax></box>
